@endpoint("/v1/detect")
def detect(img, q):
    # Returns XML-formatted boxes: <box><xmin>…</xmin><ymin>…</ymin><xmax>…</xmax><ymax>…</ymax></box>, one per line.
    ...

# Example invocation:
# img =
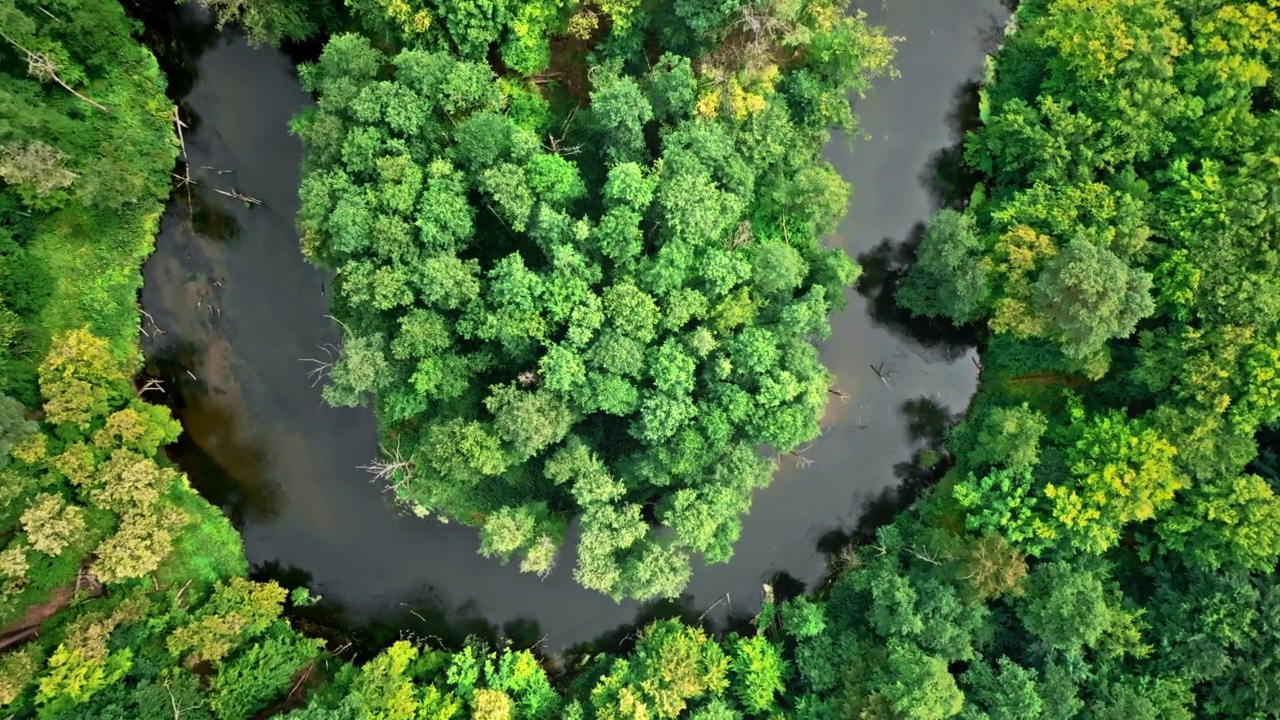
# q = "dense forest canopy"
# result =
<box><xmin>295</xmin><ymin>0</ymin><xmax>895</xmax><ymax>600</ymax></box>
<box><xmin>4</xmin><ymin>0</ymin><xmax>1280</xmax><ymax>718</ymax></box>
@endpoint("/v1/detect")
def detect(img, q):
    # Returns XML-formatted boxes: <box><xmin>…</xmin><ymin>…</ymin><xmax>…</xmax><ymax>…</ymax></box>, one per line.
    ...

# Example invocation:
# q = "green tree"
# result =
<box><xmin>875</xmin><ymin>642</ymin><xmax>963</xmax><ymax>720</ymax></box>
<box><xmin>728</xmin><ymin>635</ymin><xmax>786</xmax><ymax>714</ymax></box>
<box><xmin>209</xmin><ymin>632</ymin><xmax>324</xmax><ymax>720</ymax></box>
<box><xmin>961</xmin><ymin>657</ymin><xmax>1043</xmax><ymax>720</ymax></box>
<box><xmin>896</xmin><ymin>209</ymin><xmax>992</xmax><ymax>325</ymax></box>
<box><xmin>293</xmin><ymin>0</ymin><xmax>896</xmax><ymax>602</ymax></box>
<box><xmin>1016</xmin><ymin>561</ymin><xmax>1112</xmax><ymax>651</ymax></box>
<box><xmin>967</xmin><ymin>403</ymin><xmax>1048</xmax><ymax>471</ymax></box>
<box><xmin>1032</xmin><ymin>237</ymin><xmax>1154</xmax><ymax>361</ymax></box>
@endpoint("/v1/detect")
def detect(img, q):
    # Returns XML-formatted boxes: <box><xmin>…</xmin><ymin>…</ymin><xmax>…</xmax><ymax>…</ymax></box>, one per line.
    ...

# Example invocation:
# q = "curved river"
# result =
<box><xmin>138</xmin><ymin>0</ymin><xmax>1009</xmax><ymax>650</ymax></box>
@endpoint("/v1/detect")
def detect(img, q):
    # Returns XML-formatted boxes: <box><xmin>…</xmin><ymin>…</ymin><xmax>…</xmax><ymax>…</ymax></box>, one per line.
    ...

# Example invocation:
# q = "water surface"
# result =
<box><xmin>140</xmin><ymin>0</ymin><xmax>1009</xmax><ymax>650</ymax></box>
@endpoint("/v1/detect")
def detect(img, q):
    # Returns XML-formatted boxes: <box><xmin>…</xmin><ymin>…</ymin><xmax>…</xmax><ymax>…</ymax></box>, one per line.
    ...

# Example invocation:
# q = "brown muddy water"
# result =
<box><xmin>137</xmin><ymin>0</ymin><xmax>1010</xmax><ymax>650</ymax></box>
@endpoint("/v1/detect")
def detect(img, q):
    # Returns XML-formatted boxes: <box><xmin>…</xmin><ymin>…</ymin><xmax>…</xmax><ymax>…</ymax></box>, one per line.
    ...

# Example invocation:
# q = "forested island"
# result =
<box><xmin>1</xmin><ymin>0</ymin><xmax>1280</xmax><ymax>718</ymax></box>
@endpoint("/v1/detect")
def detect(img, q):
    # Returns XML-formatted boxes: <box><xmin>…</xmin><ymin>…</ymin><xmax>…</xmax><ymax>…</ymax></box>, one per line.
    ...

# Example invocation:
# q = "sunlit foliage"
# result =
<box><xmin>295</xmin><ymin>0</ymin><xmax>894</xmax><ymax>600</ymax></box>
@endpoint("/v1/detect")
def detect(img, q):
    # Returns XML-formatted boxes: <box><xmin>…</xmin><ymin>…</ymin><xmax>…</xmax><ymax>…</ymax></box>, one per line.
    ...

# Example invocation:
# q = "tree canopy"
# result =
<box><xmin>295</xmin><ymin>0</ymin><xmax>894</xmax><ymax>600</ymax></box>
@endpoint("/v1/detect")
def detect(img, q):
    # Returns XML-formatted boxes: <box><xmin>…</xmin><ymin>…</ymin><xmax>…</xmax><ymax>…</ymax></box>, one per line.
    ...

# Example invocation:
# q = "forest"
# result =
<box><xmin>0</xmin><ymin>0</ymin><xmax>1277</xmax><ymax>718</ymax></box>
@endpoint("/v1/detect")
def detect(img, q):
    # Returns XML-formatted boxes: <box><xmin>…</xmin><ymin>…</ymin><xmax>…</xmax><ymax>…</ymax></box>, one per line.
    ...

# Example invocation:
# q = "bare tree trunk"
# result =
<box><xmin>0</xmin><ymin>30</ymin><xmax>109</xmax><ymax>112</ymax></box>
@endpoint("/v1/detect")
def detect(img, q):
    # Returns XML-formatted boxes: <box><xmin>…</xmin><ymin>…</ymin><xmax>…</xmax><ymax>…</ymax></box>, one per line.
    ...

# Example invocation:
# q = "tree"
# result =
<box><xmin>209</xmin><ymin>632</ymin><xmax>324</xmax><ymax>720</ymax></box>
<box><xmin>1047</xmin><ymin>410</ymin><xmax>1184</xmax><ymax>554</ymax></box>
<box><xmin>293</xmin><ymin>0</ymin><xmax>895</xmax><ymax>601</ymax></box>
<box><xmin>484</xmin><ymin>384</ymin><xmax>574</xmax><ymax>460</ymax></box>
<box><xmin>956</xmin><ymin>533</ymin><xmax>1028</xmax><ymax>601</ymax></box>
<box><xmin>0</xmin><ymin>647</ymin><xmax>36</xmax><ymax>707</ymax></box>
<box><xmin>1155</xmin><ymin>473</ymin><xmax>1280</xmax><ymax>572</ymax></box>
<box><xmin>961</xmin><ymin>657</ymin><xmax>1043</xmax><ymax>720</ymax></box>
<box><xmin>342</xmin><ymin>641</ymin><xmax>431</xmax><ymax>720</ymax></box>
<box><xmin>591</xmin><ymin>620</ymin><xmax>729</xmax><ymax>720</ymax></box>
<box><xmin>967</xmin><ymin>403</ymin><xmax>1048</xmax><ymax>471</ymax></box>
<box><xmin>1016</xmin><ymin>561</ymin><xmax>1113</xmax><ymax>651</ymax></box>
<box><xmin>875</xmin><ymin>642</ymin><xmax>963</xmax><ymax>720</ymax></box>
<box><xmin>38</xmin><ymin>328</ymin><xmax>125</xmax><ymax>430</ymax></box>
<box><xmin>194</xmin><ymin>0</ymin><xmax>323</xmax><ymax>46</ymax></box>
<box><xmin>0</xmin><ymin>140</ymin><xmax>76</xmax><ymax>198</ymax></box>
<box><xmin>472</xmin><ymin>689</ymin><xmax>514</xmax><ymax>720</ymax></box>
<box><xmin>1031</xmin><ymin>237</ymin><xmax>1154</xmax><ymax>361</ymax></box>
<box><xmin>21</xmin><ymin>492</ymin><xmax>85</xmax><ymax>557</ymax></box>
<box><xmin>168</xmin><ymin>578</ymin><xmax>289</xmax><ymax>666</ymax></box>
<box><xmin>92</xmin><ymin>504</ymin><xmax>188</xmax><ymax>583</ymax></box>
<box><xmin>729</xmin><ymin>635</ymin><xmax>786</xmax><ymax>714</ymax></box>
<box><xmin>478</xmin><ymin>504</ymin><xmax>537</xmax><ymax>562</ymax></box>
<box><xmin>0</xmin><ymin>394</ymin><xmax>35</xmax><ymax>466</ymax></box>
<box><xmin>953</xmin><ymin>465</ymin><xmax>1055</xmax><ymax>554</ymax></box>
<box><xmin>896</xmin><ymin>209</ymin><xmax>992</xmax><ymax>325</ymax></box>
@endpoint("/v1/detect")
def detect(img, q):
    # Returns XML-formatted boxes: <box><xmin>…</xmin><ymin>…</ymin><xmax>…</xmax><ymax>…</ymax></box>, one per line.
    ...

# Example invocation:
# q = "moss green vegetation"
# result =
<box><xmin>0</xmin><ymin>0</ymin><xmax>177</xmax><ymax>404</ymax></box>
<box><xmin>7</xmin><ymin>0</ymin><xmax>1280</xmax><ymax>718</ymax></box>
<box><xmin>294</xmin><ymin>0</ymin><xmax>895</xmax><ymax>601</ymax></box>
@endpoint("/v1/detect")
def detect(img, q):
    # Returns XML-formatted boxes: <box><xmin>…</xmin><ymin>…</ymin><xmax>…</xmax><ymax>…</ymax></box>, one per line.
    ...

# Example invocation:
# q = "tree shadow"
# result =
<box><xmin>902</xmin><ymin>395</ymin><xmax>958</xmax><ymax>447</ymax></box>
<box><xmin>980</xmin><ymin>8</ymin><xmax>1015</xmax><ymax>54</ymax></box>
<box><xmin>189</xmin><ymin>186</ymin><xmax>244</xmax><ymax>243</ymax></box>
<box><xmin>121</xmin><ymin>0</ymin><xmax>224</xmax><ymax>103</ymax></box>
<box><xmin>855</xmin><ymin>70</ymin><xmax>991</xmax><ymax>359</ymax></box>
<box><xmin>920</xmin><ymin>79</ymin><xmax>985</xmax><ymax>213</ymax></box>
<box><xmin>358</xmin><ymin>588</ymin><xmax>506</xmax><ymax>653</ymax></box>
<box><xmin>815</xmin><ymin>396</ymin><xmax>961</xmax><ymax>569</ymax></box>
<box><xmin>143</xmin><ymin>343</ymin><xmax>283</xmax><ymax>525</ymax></box>
<box><xmin>565</xmin><ymin>595</ymin><xmax>702</xmax><ymax>661</ymax></box>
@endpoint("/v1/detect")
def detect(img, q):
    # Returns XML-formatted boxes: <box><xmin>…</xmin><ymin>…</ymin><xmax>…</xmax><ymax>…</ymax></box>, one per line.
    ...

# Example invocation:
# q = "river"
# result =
<box><xmin>137</xmin><ymin>0</ymin><xmax>1009</xmax><ymax>651</ymax></box>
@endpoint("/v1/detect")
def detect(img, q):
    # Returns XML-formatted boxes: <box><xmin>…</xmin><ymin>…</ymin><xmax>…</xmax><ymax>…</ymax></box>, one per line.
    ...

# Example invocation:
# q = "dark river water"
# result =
<box><xmin>138</xmin><ymin>0</ymin><xmax>1009</xmax><ymax>650</ymax></box>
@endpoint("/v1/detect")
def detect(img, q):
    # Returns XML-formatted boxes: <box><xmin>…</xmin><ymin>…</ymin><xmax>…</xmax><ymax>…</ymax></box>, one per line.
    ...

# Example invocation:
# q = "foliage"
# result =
<box><xmin>895</xmin><ymin>209</ymin><xmax>990</xmax><ymax>325</ymax></box>
<box><xmin>193</xmin><ymin>0</ymin><xmax>340</xmax><ymax>46</ymax></box>
<box><xmin>294</xmin><ymin>0</ymin><xmax>895</xmax><ymax>600</ymax></box>
<box><xmin>9</xmin><ymin>2</ymin><xmax>1280</xmax><ymax>720</ymax></box>
<box><xmin>890</xmin><ymin>0</ymin><xmax>1280</xmax><ymax>717</ymax></box>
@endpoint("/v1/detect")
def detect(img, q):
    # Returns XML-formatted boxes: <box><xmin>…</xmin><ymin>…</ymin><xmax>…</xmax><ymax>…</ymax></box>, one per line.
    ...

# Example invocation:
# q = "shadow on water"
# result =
<box><xmin>855</xmin><ymin>226</ymin><xmax>981</xmax><ymax>361</ymax></box>
<box><xmin>121</xmin><ymin>0</ymin><xmax>223</xmax><ymax>102</ymax></box>
<box><xmin>189</xmin><ymin>188</ymin><xmax>244</xmax><ymax>242</ymax></box>
<box><xmin>921</xmin><ymin>79</ymin><xmax>986</xmax><ymax>212</ymax></box>
<box><xmin>816</xmin><ymin>395</ymin><xmax>962</xmax><ymax>557</ymax></box>
<box><xmin>853</xmin><ymin>69</ymin><xmax>990</xmax><ymax>359</ymax></box>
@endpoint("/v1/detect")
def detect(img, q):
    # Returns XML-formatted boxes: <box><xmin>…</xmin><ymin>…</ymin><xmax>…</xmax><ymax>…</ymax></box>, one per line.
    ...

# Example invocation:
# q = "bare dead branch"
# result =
<box><xmin>136</xmin><ymin>378</ymin><xmax>165</xmax><ymax>398</ymax></box>
<box><xmin>905</xmin><ymin>544</ymin><xmax>942</xmax><ymax>565</ymax></box>
<box><xmin>358</xmin><ymin>440</ymin><xmax>414</xmax><ymax>491</ymax></box>
<box><xmin>870</xmin><ymin>362</ymin><xmax>892</xmax><ymax>389</ymax></box>
<box><xmin>208</xmin><ymin>185</ymin><xmax>262</xmax><ymax>205</ymax></box>
<box><xmin>164</xmin><ymin>678</ymin><xmax>205</xmax><ymax>719</ymax></box>
<box><xmin>0</xmin><ymin>30</ymin><xmax>108</xmax><ymax>111</ymax></box>
<box><xmin>698</xmin><ymin>592</ymin><xmax>732</xmax><ymax>622</ymax></box>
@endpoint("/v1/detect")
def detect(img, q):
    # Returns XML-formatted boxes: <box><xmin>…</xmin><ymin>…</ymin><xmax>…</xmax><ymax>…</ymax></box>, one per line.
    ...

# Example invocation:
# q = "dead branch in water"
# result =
<box><xmin>299</xmin><ymin>343</ymin><xmax>340</xmax><ymax>387</ymax></box>
<box><xmin>136</xmin><ymin>378</ymin><xmax>165</xmax><ymax>398</ymax></box>
<box><xmin>171</xmin><ymin>105</ymin><xmax>262</xmax><ymax>207</ymax></box>
<box><xmin>359</xmin><ymin>440</ymin><xmax>414</xmax><ymax>492</ymax></box>
<box><xmin>870</xmin><ymin>362</ymin><xmax>892</xmax><ymax>389</ymax></box>
<box><xmin>786</xmin><ymin>442</ymin><xmax>816</xmax><ymax>469</ymax></box>
<box><xmin>170</xmin><ymin>171</ymin><xmax>263</xmax><ymax>205</ymax></box>
<box><xmin>698</xmin><ymin>592</ymin><xmax>731</xmax><ymax>622</ymax></box>
<box><xmin>172</xmin><ymin>106</ymin><xmax>197</xmax><ymax>220</ymax></box>
<box><xmin>208</xmin><ymin>185</ymin><xmax>262</xmax><ymax>205</ymax></box>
